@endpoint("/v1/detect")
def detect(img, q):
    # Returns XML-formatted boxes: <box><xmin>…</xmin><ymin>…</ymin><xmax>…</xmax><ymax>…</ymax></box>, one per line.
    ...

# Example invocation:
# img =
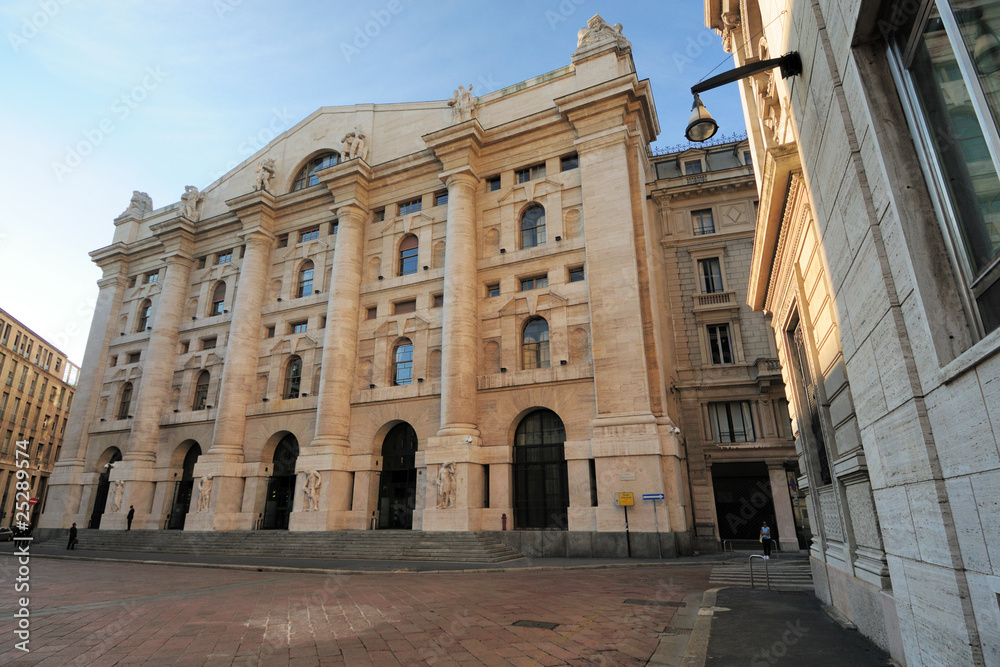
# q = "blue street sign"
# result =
<box><xmin>642</xmin><ymin>493</ymin><xmax>665</xmax><ymax>500</ymax></box>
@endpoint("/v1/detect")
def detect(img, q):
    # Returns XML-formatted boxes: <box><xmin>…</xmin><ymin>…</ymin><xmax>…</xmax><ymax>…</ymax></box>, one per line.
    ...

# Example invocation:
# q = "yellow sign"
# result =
<box><xmin>618</xmin><ymin>492</ymin><xmax>634</xmax><ymax>506</ymax></box>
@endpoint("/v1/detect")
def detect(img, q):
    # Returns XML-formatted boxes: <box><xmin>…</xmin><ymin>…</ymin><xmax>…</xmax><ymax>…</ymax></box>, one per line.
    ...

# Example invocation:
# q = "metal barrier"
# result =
<box><xmin>749</xmin><ymin>554</ymin><xmax>770</xmax><ymax>590</ymax></box>
<box><xmin>722</xmin><ymin>539</ymin><xmax>734</xmax><ymax>554</ymax></box>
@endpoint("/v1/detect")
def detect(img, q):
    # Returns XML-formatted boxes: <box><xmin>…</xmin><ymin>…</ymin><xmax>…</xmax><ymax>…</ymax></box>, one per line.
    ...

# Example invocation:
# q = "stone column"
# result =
<box><xmin>768</xmin><ymin>463</ymin><xmax>799</xmax><ymax>552</ymax></box>
<box><xmin>188</xmin><ymin>192</ymin><xmax>275</xmax><ymax>531</ymax></box>
<box><xmin>107</xmin><ymin>227</ymin><xmax>194</xmax><ymax>530</ymax></box>
<box><xmin>292</xmin><ymin>203</ymin><xmax>367</xmax><ymax>531</ymax></box>
<box><xmin>39</xmin><ymin>258</ymin><xmax>129</xmax><ymax>530</ymax></box>
<box><xmin>438</xmin><ymin>170</ymin><xmax>480</xmax><ymax>438</ymax></box>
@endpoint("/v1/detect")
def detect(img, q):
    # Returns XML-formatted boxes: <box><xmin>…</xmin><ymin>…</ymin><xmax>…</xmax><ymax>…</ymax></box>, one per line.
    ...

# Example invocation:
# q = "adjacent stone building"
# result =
<box><xmin>650</xmin><ymin>142</ymin><xmax>802</xmax><ymax>553</ymax></box>
<box><xmin>707</xmin><ymin>0</ymin><xmax>1000</xmax><ymax>664</ymax></box>
<box><xmin>0</xmin><ymin>308</ymin><xmax>79</xmax><ymax>528</ymax></box>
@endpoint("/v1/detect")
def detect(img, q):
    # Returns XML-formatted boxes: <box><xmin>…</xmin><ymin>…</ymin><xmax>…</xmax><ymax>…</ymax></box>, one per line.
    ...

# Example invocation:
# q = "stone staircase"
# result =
<box><xmin>64</xmin><ymin>529</ymin><xmax>525</xmax><ymax>563</ymax></box>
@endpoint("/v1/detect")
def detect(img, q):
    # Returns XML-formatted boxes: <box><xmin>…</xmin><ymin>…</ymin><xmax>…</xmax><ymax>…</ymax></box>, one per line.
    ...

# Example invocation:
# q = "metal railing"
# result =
<box><xmin>749</xmin><ymin>554</ymin><xmax>770</xmax><ymax>590</ymax></box>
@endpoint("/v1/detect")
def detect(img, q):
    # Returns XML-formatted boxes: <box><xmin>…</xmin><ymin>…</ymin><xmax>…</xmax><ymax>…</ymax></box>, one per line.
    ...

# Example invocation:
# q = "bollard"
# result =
<box><xmin>501</xmin><ymin>513</ymin><xmax>507</xmax><ymax>531</ymax></box>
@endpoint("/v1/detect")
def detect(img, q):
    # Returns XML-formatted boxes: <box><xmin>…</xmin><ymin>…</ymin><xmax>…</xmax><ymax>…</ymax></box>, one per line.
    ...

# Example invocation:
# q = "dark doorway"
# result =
<box><xmin>377</xmin><ymin>423</ymin><xmax>418</xmax><ymax>529</ymax></box>
<box><xmin>712</xmin><ymin>462</ymin><xmax>776</xmax><ymax>541</ymax></box>
<box><xmin>89</xmin><ymin>449</ymin><xmax>122</xmax><ymax>529</ymax></box>
<box><xmin>513</xmin><ymin>409</ymin><xmax>569</xmax><ymax>529</ymax></box>
<box><xmin>262</xmin><ymin>434</ymin><xmax>298</xmax><ymax>530</ymax></box>
<box><xmin>168</xmin><ymin>443</ymin><xmax>201</xmax><ymax>529</ymax></box>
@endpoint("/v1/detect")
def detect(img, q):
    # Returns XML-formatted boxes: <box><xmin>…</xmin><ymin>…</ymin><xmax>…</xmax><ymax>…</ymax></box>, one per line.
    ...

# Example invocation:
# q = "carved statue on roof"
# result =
<box><xmin>341</xmin><ymin>126</ymin><xmax>370</xmax><ymax>162</ymax></box>
<box><xmin>119</xmin><ymin>191</ymin><xmax>153</xmax><ymax>219</ymax></box>
<box><xmin>448</xmin><ymin>84</ymin><xmax>477</xmax><ymax>124</ymax></box>
<box><xmin>576</xmin><ymin>15</ymin><xmax>630</xmax><ymax>51</ymax></box>
<box><xmin>179</xmin><ymin>185</ymin><xmax>204</xmax><ymax>221</ymax></box>
<box><xmin>255</xmin><ymin>158</ymin><xmax>276</xmax><ymax>191</ymax></box>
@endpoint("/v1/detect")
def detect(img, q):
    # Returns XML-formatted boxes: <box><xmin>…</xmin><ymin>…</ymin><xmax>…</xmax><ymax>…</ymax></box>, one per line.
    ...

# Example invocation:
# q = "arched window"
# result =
<box><xmin>522</xmin><ymin>317</ymin><xmax>550</xmax><ymax>369</ymax></box>
<box><xmin>520</xmin><ymin>205</ymin><xmax>546</xmax><ymax>249</ymax></box>
<box><xmin>392</xmin><ymin>339</ymin><xmax>414</xmax><ymax>386</ymax></box>
<box><xmin>297</xmin><ymin>260</ymin><xmax>314</xmax><ymax>298</ymax></box>
<box><xmin>398</xmin><ymin>235</ymin><xmax>418</xmax><ymax>276</ymax></box>
<box><xmin>117</xmin><ymin>383</ymin><xmax>133</xmax><ymax>420</ymax></box>
<box><xmin>284</xmin><ymin>356</ymin><xmax>302</xmax><ymax>399</ymax></box>
<box><xmin>210</xmin><ymin>282</ymin><xmax>226</xmax><ymax>316</ymax></box>
<box><xmin>513</xmin><ymin>409</ymin><xmax>568</xmax><ymax>529</ymax></box>
<box><xmin>136</xmin><ymin>300</ymin><xmax>152</xmax><ymax>332</ymax></box>
<box><xmin>291</xmin><ymin>152</ymin><xmax>341</xmax><ymax>191</ymax></box>
<box><xmin>192</xmin><ymin>371</ymin><xmax>210</xmax><ymax>410</ymax></box>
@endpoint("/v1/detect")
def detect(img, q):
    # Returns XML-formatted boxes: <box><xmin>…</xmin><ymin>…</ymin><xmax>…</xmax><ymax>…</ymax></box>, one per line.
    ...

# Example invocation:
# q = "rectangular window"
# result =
<box><xmin>179</xmin><ymin>341</ymin><xmax>189</xmax><ymax>354</ymax></box>
<box><xmin>20</xmin><ymin>403</ymin><xmax>30</xmax><ymax>427</ymax></box>
<box><xmin>110</xmin><ymin>355</ymin><xmax>118</xmax><ymax>367</ymax></box>
<box><xmin>516</xmin><ymin>163</ymin><xmax>545</xmax><ymax>183</ymax></box>
<box><xmin>684</xmin><ymin>160</ymin><xmax>703</xmax><ymax>175</ymax></box>
<box><xmin>698</xmin><ymin>258</ymin><xmax>724</xmax><ymax>293</ymax></box>
<box><xmin>432</xmin><ymin>293</ymin><xmax>444</xmax><ymax>308</ymax></box>
<box><xmin>487</xmin><ymin>176</ymin><xmax>501</xmax><ymax>191</ymax></box>
<box><xmin>561</xmin><ymin>154</ymin><xmax>579</xmax><ymax>171</ymax></box>
<box><xmin>201</xmin><ymin>337</ymin><xmax>217</xmax><ymax>350</ymax></box>
<box><xmin>373</xmin><ymin>209</ymin><xmax>385</xmax><ymax>223</ymax></box>
<box><xmin>487</xmin><ymin>283</ymin><xmax>500</xmax><ymax>298</ymax></box>
<box><xmin>0</xmin><ymin>392</ymin><xmax>7</xmax><ymax>421</ymax></box>
<box><xmin>266</xmin><ymin>326</ymin><xmax>275</xmax><ymax>339</ymax></box>
<box><xmin>5</xmin><ymin>362</ymin><xmax>15</xmax><ymax>386</ymax></box>
<box><xmin>277</xmin><ymin>235</ymin><xmax>288</xmax><ymax>248</ymax></box>
<box><xmin>18</xmin><ymin>367</ymin><xmax>27</xmax><ymax>390</ymax></box>
<box><xmin>9</xmin><ymin>398</ymin><xmax>19</xmax><ymax>423</ymax></box>
<box><xmin>399</xmin><ymin>198</ymin><xmax>422</xmax><ymax>215</ymax></box>
<box><xmin>708</xmin><ymin>401</ymin><xmax>756</xmax><ymax>443</ymax></box>
<box><xmin>568</xmin><ymin>266</ymin><xmax>585</xmax><ymax>283</ymax></box>
<box><xmin>366</xmin><ymin>306</ymin><xmax>377</xmax><ymax>320</ymax></box>
<box><xmin>434</xmin><ymin>191</ymin><xmax>449</xmax><ymax>206</ymax></box>
<box><xmin>520</xmin><ymin>274</ymin><xmax>548</xmax><ymax>291</ymax></box>
<box><xmin>216</xmin><ymin>250</ymin><xmax>233</xmax><ymax>264</ymax></box>
<box><xmin>127</xmin><ymin>352</ymin><xmax>141</xmax><ymax>364</ymax></box>
<box><xmin>589</xmin><ymin>459</ymin><xmax>598</xmax><ymax>507</ymax></box>
<box><xmin>143</xmin><ymin>271</ymin><xmax>159</xmax><ymax>284</ymax></box>
<box><xmin>1</xmin><ymin>430</ymin><xmax>10</xmax><ymax>455</ymax></box>
<box><xmin>743</xmin><ymin>150</ymin><xmax>753</xmax><ymax>166</ymax></box>
<box><xmin>195</xmin><ymin>256</ymin><xmax>206</xmax><ymax>269</ymax></box>
<box><xmin>892</xmin><ymin>3</ymin><xmax>1000</xmax><ymax>334</ymax></box>
<box><xmin>330</xmin><ymin>220</ymin><xmax>339</xmax><ymax>235</ymax></box>
<box><xmin>692</xmin><ymin>209</ymin><xmax>715</xmax><ymax>235</ymax></box>
<box><xmin>128</xmin><ymin>277</ymin><xmax>137</xmax><ymax>288</ymax></box>
<box><xmin>394</xmin><ymin>300</ymin><xmax>416</xmax><ymax>314</ymax></box>
<box><xmin>299</xmin><ymin>228</ymin><xmax>320</xmax><ymax>243</ymax></box>
<box><xmin>707</xmin><ymin>324</ymin><xmax>734</xmax><ymax>365</ymax></box>
<box><xmin>291</xmin><ymin>322</ymin><xmax>307</xmax><ymax>334</ymax></box>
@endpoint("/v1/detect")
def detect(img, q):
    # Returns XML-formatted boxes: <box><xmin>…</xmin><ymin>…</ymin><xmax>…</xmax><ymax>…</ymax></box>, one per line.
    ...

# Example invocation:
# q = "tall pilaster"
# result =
<box><xmin>422</xmin><ymin>122</ymin><xmax>484</xmax><ymax>531</ymax></box>
<box><xmin>188</xmin><ymin>191</ymin><xmax>276</xmax><ymax>530</ymax></box>
<box><xmin>39</xmin><ymin>252</ymin><xmax>129</xmax><ymax>530</ymax></box>
<box><xmin>293</xmin><ymin>160</ymin><xmax>372</xmax><ymax>530</ymax></box>
<box><xmin>105</xmin><ymin>220</ymin><xmax>195</xmax><ymax>529</ymax></box>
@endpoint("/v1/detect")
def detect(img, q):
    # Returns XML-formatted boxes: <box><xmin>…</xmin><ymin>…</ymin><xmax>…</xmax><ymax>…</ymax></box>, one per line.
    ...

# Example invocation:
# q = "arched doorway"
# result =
<box><xmin>168</xmin><ymin>443</ymin><xmax>201</xmax><ymax>529</ymax></box>
<box><xmin>261</xmin><ymin>434</ymin><xmax>298</xmax><ymax>529</ymax></box>
<box><xmin>89</xmin><ymin>448</ymin><xmax>122</xmax><ymax>529</ymax></box>
<box><xmin>377</xmin><ymin>423</ymin><xmax>418</xmax><ymax>529</ymax></box>
<box><xmin>513</xmin><ymin>409</ymin><xmax>569</xmax><ymax>529</ymax></box>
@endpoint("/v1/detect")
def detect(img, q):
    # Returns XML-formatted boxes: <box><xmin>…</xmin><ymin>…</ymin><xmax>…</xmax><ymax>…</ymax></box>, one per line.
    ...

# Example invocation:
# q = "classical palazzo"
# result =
<box><xmin>41</xmin><ymin>16</ymin><xmax>786</xmax><ymax>558</ymax></box>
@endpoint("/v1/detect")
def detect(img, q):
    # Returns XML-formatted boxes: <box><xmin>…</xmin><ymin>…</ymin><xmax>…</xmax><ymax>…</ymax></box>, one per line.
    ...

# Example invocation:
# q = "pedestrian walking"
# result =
<box><xmin>67</xmin><ymin>522</ymin><xmax>77</xmax><ymax>550</ymax></box>
<box><xmin>760</xmin><ymin>521</ymin><xmax>772</xmax><ymax>559</ymax></box>
<box><xmin>127</xmin><ymin>505</ymin><xmax>135</xmax><ymax>531</ymax></box>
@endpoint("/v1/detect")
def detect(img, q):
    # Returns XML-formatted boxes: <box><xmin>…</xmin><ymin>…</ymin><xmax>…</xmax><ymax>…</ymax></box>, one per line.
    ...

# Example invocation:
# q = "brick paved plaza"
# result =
<box><xmin>1</xmin><ymin>557</ymin><xmax>711</xmax><ymax>666</ymax></box>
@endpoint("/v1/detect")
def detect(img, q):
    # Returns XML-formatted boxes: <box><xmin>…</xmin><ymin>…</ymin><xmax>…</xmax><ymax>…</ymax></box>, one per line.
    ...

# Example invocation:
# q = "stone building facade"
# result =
<box><xmin>650</xmin><ymin>143</ymin><xmax>802</xmax><ymax>553</ymax></box>
<box><xmin>707</xmin><ymin>0</ymin><xmax>1000</xmax><ymax>664</ymax></box>
<box><xmin>0</xmin><ymin>308</ymin><xmax>79</xmax><ymax>529</ymax></box>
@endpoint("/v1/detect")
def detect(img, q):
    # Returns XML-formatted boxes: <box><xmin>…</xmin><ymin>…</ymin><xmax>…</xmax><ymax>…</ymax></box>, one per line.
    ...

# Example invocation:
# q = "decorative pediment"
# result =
<box><xmin>498</xmin><ymin>297</ymin><xmax>519</xmax><ymax>316</ymax></box>
<box><xmin>110</xmin><ymin>368</ymin><xmax>128</xmax><ymax>382</ymax></box>
<box><xmin>128</xmin><ymin>365</ymin><xmax>143</xmax><ymax>380</ymax></box>
<box><xmin>283</xmin><ymin>240</ymin><xmax>329</xmax><ymax>260</ymax></box>
<box><xmin>402</xmin><ymin>315</ymin><xmax>429</xmax><ymax>334</ymax></box>
<box><xmin>206</xmin><ymin>351</ymin><xmax>225</xmax><ymax>366</ymax></box>
<box><xmin>183</xmin><ymin>355</ymin><xmax>203</xmax><ymax>370</ymax></box>
<box><xmin>527</xmin><ymin>177</ymin><xmax>563</xmax><ymax>200</ymax></box>
<box><xmin>270</xmin><ymin>339</ymin><xmax>292</xmax><ymax>355</ymax></box>
<box><xmin>373</xmin><ymin>319</ymin><xmax>399</xmax><ymax>338</ymax></box>
<box><xmin>293</xmin><ymin>335</ymin><xmax>320</xmax><ymax>352</ymax></box>
<box><xmin>539</xmin><ymin>290</ymin><xmax>568</xmax><ymax>308</ymax></box>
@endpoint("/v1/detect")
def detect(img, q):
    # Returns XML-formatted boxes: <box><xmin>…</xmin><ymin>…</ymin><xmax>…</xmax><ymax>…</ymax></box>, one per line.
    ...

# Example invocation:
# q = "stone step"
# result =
<box><xmin>66</xmin><ymin>530</ymin><xmax>525</xmax><ymax>563</ymax></box>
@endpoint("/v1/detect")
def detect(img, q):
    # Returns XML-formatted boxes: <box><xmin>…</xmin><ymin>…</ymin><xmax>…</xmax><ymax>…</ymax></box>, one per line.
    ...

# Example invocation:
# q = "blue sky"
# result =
<box><xmin>0</xmin><ymin>1</ymin><xmax>744</xmax><ymax>364</ymax></box>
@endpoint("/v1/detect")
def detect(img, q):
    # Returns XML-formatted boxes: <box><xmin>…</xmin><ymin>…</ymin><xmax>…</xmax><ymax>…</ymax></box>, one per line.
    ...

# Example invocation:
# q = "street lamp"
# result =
<box><xmin>685</xmin><ymin>52</ymin><xmax>803</xmax><ymax>143</ymax></box>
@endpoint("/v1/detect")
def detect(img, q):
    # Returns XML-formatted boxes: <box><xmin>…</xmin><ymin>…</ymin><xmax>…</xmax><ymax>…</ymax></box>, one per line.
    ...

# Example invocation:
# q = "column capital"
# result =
<box><xmin>424</xmin><ymin>120</ymin><xmax>485</xmax><ymax>176</ymax></box>
<box><xmin>442</xmin><ymin>168</ymin><xmax>480</xmax><ymax>189</ymax></box>
<box><xmin>318</xmin><ymin>159</ymin><xmax>374</xmax><ymax>211</ymax></box>
<box><xmin>333</xmin><ymin>202</ymin><xmax>369</xmax><ymax>224</ymax></box>
<box><xmin>150</xmin><ymin>216</ymin><xmax>196</xmax><ymax>260</ymax></box>
<box><xmin>555</xmin><ymin>75</ymin><xmax>658</xmax><ymax>145</ymax></box>
<box><xmin>226</xmin><ymin>189</ymin><xmax>278</xmax><ymax>236</ymax></box>
<box><xmin>96</xmin><ymin>274</ymin><xmax>128</xmax><ymax>291</ymax></box>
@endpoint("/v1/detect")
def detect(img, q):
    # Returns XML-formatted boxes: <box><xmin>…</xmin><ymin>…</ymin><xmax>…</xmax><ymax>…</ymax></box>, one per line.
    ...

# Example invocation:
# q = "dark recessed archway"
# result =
<box><xmin>513</xmin><ymin>409</ymin><xmax>568</xmax><ymax>530</ymax></box>
<box><xmin>262</xmin><ymin>434</ymin><xmax>298</xmax><ymax>530</ymax></box>
<box><xmin>377</xmin><ymin>423</ymin><xmax>418</xmax><ymax>529</ymax></box>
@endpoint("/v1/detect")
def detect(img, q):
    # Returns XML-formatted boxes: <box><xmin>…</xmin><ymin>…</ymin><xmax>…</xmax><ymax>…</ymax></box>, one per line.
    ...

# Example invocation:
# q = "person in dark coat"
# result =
<box><xmin>126</xmin><ymin>506</ymin><xmax>135</xmax><ymax>531</ymax></box>
<box><xmin>67</xmin><ymin>523</ymin><xmax>77</xmax><ymax>550</ymax></box>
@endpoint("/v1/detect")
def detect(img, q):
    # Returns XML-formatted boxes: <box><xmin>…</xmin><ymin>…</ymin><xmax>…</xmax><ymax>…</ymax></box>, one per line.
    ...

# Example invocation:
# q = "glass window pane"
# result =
<box><xmin>907</xmin><ymin>8</ymin><xmax>1000</xmax><ymax>275</ymax></box>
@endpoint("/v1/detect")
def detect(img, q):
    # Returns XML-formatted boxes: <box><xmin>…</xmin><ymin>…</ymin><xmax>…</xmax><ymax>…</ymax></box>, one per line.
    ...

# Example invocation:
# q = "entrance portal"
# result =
<box><xmin>261</xmin><ymin>434</ymin><xmax>298</xmax><ymax>530</ymax></box>
<box><xmin>712</xmin><ymin>462</ymin><xmax>776</xmax><ymax>541</ymax></box>
<box><xmin>168</xmin><ymin>443</ymin><xmax>201</xmax><ymax>529</ymax></box>
<box><xmin>513</xmin><ymin>409</ymin><xmax>569</xmax><ymax>529</ymax></box>
<box><xmin>377</xmin><ymin>423</ymin><xmax>418</xmax><ymax>529</ymax></box>
<box><xmin>89</xmin><ymin>448</ymin><xmax>122</xmax><ymax>529</ymax></box>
